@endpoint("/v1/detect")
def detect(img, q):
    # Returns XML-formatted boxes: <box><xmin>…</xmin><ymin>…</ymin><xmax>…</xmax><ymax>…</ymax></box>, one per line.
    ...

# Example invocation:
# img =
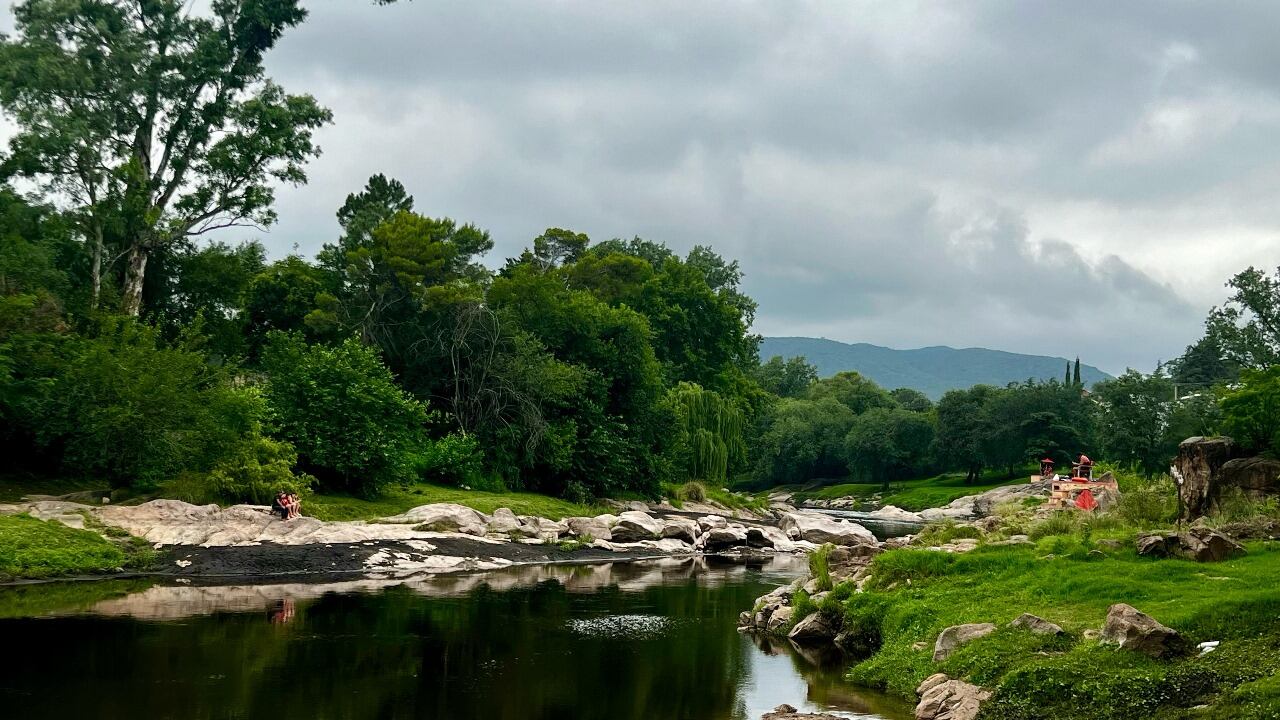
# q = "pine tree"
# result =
<box><xmin>1073</xmin><ymin>358</ymin><xmax>1082</xmax><ymax>387</ymax></box>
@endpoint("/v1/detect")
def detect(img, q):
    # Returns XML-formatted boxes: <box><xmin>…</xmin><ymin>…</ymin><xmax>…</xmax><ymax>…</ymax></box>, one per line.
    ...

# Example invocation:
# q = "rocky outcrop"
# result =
<box><xmin>390</xmin><ymin>503</ymin><xmax>489</xmax><ymax>536</ymax></box>
<box><xmin>1010</xmin><ymin>613</ymin><xmax>1064</xmax><ymax>636</ymax></box>
<box><xmin>1174</xmin><ymin>436</ymin><xmax>1237</xmax><ymax>519</ymax></box>
<box><xmin>788</xmin><ymin>611</ymin><xmax>839</xmax><ymax>644</ymax></box>
<box><xmin>778</xmin><ymin>512</ymin><xmax>876</xmax><ymax>546</ymax></box>
<box><xmin>486</xmin><ymin>508</ymin><xmax>522</xmax><ymax>535</ymax></box>
<box><xmin>761</xmin><ymin>704</ymin><xmax>844</xmax><ymax>720</ymax></box>
<box><xmin>660</xmin><ymin>517</ymin><xmax>701</xmax><ymax>543</ymax></box>
<box><xmin>609</xmin><ymin>511</ymin><xmax>665</xmax><ymax>542</ymax></box>
<box><xmin>915</xmin><ymin>674</ymin><xmax>990</xmax><ymax>720</ymax></box>
<box><xmin>1220</xmin><ymin>456</ymin><xmax>1280</xmax><ymax>499</ymax></box>
<box><xmin>1135</xmin><ymin>528</ymin><xmax>1246</xmax><ymax>562</ymax></box>
<box><xmin>1100</xmin><ymin>603</ymin><xmax>1187</xmax><ymax>658</ymax></box>
<box><xmin>933</xmin><ymin>623</ymin><xmax>996</xmax><ymax>662</ymax></box>
<box><xmin>565</xmin><ymin>515</ymin><xmax>614</xmax><ymax>542</ymax></box>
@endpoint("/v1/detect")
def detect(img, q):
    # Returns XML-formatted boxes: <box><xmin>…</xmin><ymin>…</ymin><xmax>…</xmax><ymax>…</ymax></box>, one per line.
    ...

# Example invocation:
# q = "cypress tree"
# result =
<box><xmin>1073</xmin><ymin>358</ymin><xmax>1082</xmax><ymax>387</ymax></box>
<box><xmin>1064</xmin><ymin>362</ymin><xmax>1071</xmax><ymax>386</ymax></box>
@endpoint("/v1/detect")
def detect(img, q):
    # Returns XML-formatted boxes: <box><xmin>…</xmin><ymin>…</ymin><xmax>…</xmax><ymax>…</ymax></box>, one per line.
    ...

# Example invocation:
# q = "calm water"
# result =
<box><xmin>0</xmin><ymin>557</ymin><xmax>913</xmax><ymax>720</ymax></box>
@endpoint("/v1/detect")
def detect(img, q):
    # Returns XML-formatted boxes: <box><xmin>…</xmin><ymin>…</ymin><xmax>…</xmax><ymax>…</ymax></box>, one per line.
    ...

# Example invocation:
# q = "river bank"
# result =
<box><xmin>738</xmin><ymin>495</ymin><xmax>1280</xmax><ymax>720</ymax></box>
<box><xmin>0</xmin><ymin>496</ymin><xmax>888</xmax><ymax>583</ymax></box>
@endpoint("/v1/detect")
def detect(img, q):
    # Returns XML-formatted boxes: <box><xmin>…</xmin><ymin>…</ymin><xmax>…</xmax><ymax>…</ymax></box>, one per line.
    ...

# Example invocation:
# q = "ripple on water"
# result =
<box><xmin>566</xmin><ymin>614</ymin><xmax>673</xmax><ymax>639</ymax></box>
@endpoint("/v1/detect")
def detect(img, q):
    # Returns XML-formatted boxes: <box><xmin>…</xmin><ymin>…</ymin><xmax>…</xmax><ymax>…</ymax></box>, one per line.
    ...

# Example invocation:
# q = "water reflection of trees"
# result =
<box><xmin>0</xmin><ymin>563</ymin><xmax>797</xmax><ymax>720</ymax></box>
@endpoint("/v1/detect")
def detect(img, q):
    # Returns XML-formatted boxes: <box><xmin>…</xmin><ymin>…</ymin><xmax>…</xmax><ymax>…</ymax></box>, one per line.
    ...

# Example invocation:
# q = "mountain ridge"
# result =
<box><xmin>760</xmin><ymin>336</ymin><xmax>1112</xmax><ymax>399</ymax></box>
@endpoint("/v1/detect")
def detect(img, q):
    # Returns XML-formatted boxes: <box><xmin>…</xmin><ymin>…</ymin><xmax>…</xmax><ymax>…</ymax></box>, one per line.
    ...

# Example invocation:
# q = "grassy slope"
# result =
<box><xmin>304</xmin><ymin>484</ymin><xmax>606</xmax><ymax>522</ymax></box>
<box><xmin>0</xmin><ymin>514</ymin><xmax>128</xmax><ymax>579</ymax></box>
<box><xmin>829</xmin><ymin>537</ymin><xmax>1280</xmax><ymax>719</ymax></box>
<box><xmin>794</xmin><ymin>469</ymin><xmax>1031</xmax><ymax>511</ymax></box>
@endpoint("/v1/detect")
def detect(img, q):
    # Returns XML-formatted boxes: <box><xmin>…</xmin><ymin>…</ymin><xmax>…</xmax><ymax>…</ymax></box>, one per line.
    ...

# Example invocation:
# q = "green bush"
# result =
<box><xmin>791</xmin><ymin>588</ymin><xmax>817</xmax><ymax>622</ymax></box>
<box><xmin>3</xmin><ymin>320</ymin><xmax>260</xmax><ymax>489</ymax></box>
<box><xmin>262</xmin><ymin>334</ymin><xmax>429</xmax><ymax>497</ymax></box>
<box><xmin>208</xmin><ymin>434</ymin><xmax>314</xmax><ymax>505</ymax></box>
<box><xmin>414</xmin><ymin>432</ymin><xmax>485</xmax><ymax>487</ymax></box>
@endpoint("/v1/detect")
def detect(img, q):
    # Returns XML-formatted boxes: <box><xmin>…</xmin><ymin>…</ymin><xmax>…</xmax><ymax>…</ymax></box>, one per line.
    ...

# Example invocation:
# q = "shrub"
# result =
<box><xmin>680</xmin><ymin>481</ymin><xmax>707</xmax><ymax>502</ymax></box>
<box><xmin>414</xmin><ymin>433</ymin><xmax>485</xmax><ymax>487</ymax></box>
<box><xmin>791</xmin><ymin>589</ymin><xmax>817</xmax><ymax>622</ymax></box>
<box><xmin>262</xmin><ymin>334</ymin><xmax>429</xmax><ymax>497</ymax></box>
<box><xmin>208</xmin><ymin>434</ymin><xmax>314</xmax><ymax>505</ymax></box>
<box><xmin>1115</xmin><ymin>476</ymin><xmax>1178</xmax><ymax>527</ymax></box>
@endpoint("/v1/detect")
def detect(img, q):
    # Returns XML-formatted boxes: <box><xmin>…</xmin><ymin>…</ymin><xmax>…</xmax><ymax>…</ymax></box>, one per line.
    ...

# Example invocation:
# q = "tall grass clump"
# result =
<box><xmin>680</xmin><ymin>481</ymin><xmax>707</xmax><ymax>502</ymax></box>
<box><xmin>809</xmin><ymin>543</ymin><xmax>835</xmax><ymax>591</ymax></box>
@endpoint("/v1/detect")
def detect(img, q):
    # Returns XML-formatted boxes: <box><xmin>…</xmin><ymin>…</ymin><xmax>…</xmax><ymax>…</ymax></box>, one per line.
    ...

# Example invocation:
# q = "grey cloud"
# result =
<box><xmin>29</xmin><ymin>0</ymin><xmax>1275</xmax><ymax>373</ymax></box>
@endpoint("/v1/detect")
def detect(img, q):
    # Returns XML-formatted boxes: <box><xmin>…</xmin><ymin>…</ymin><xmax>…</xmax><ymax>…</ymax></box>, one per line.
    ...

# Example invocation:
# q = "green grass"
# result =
<box><xmin>662</xmin><ymin>482</ymin><xmax>769</xmax><ymax>514</ymax></box>
<box><xmin>0</xmin><ymin>514</ymin><xmax>128</xmax><ymax>579</ymax></box>
<box><xmin>0</xmin><ymin>472</ymin><xmax>110</xmax><ymax>503</ymax></box>
<box><xmin>304</xmin><ymin>484</ymin><xmax>606</xmax><ymax>522</ymax></box>
<box><xmin>836</xmin><ymin>533</ymin><xmax>1280</xmax><ymax>719</ymax></box>
<box><xmin>795</xmin><ymin>468</ymin><xmax>1032</xmax><ymax>511</ymax></box>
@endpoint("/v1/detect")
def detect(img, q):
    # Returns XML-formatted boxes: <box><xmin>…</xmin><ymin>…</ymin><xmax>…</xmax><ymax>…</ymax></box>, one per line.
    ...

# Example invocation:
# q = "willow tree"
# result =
<box><xmin>0</xmin><ymin>0</ymin><xmax>331</xmax><ymax>315</ymax></box>
<box><xmin>669</xmin><ymin>382</ymin><xmax>745</xmax><ymax>484</ymax></box>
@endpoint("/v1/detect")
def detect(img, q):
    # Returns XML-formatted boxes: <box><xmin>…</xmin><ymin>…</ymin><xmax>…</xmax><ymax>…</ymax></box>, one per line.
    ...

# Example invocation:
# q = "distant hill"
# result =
<box><xmin>760</xmin><ymin>337</ymin><xmax>1111</xmax><ymax>399</ymax></box>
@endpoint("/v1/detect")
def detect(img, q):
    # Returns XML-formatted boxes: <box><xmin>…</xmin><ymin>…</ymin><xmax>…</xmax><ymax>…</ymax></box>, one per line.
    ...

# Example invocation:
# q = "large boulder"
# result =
<box><xmin>660</xmin><ymin>517</ymin><xmax>701</xmax><ymax>543</ymax></box>
<box><xmin>779</xmin><ymin>512</ymin><xmax>876</xmax><ymax>546</ymax></box>
<box><xmin>765</xmin><ymin>605</ymin><xmax>795</xmax><ymax>634</ymax></box>
<box><xmin>915</xmin><ymin>674</ymin><xmax>990</xmax><ymax>720</ymax></box>
<box><xmin>788</xmin><ymin>611</ymin><xmax>839</xmax><ymax>643</ymax></box>
<box><xmin>697</xmin><ymin>515</ymin><xmax>729</xmax><ymax>533</ymax></box>
<box><xmin>393</xmin><ymin>503</ymin><xmax>488</xmax><ymax>536</ymax></box>
<box><xmin>565</xmin><ymin>516</ymin><xmax>613</xmax><ymax>542</ymax></box>
<box><xmin>762</xmin><ymin>704</ymin><xmax>844</xmax><ymax>720</ymax></box>
<box><xmin>1174</xmin><ymin>436</ymin><xmax>1236</xmax><ymax>519</ymax></box>
<box><xmin>933</xmin><ymin>623</ymin><xmax>996</xmax><ymax>662</ymax></box>
<box><xmin>1135</xmin><ymin>528</ymin><xmax>1246</xmax><ymax>562</ymax></box>
<box><xmin>486</xmin><ymin>508</ymin><xmax>522</xmax><ymax>535</ymax></box>
<box><xmin>701</xmin><ymin>526</ymin><xmax>749</xmax><ymax>552</ymax></box>
<box><xmin>609</xmin><ymin>511</ymin><xmax>665</xmax><ymax>542</ymax></box>
<box><xmin>1220</xmin><ymin>456</ymin><xmax>1280</xmax><ymax>499</ymax></box>
<box><xmin>1100</xmin><ymin>603</ymin><xmax>1187</xmax><ymax>658</ymax></box>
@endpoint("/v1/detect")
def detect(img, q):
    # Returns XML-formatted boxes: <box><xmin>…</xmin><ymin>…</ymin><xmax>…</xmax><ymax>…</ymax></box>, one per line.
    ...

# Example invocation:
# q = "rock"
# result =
<box><xmin>565</xmin><ymin>516</ymin><xmax>613</xmax><ymax>542</ymax></box>
<box><xmin>788</xmin><ymin>612</ymin><xmax>838</xmax><ymax>643</ymax></box>
<box><xmin>766</xmin><ymin>605</ymin><xmax>795</xmax><ymax>633</ymax></box>
<box><xmin>778</xmin><ymin>512</ymin><xmax>877</xmax><ymax>546</ymax></box>
<box><xmin>761</xmin><ymin>704</ymin><xmax>845</xmax><ymax>720</ymax></box>
<box><xmin>1136</xmin><ymin>528</ymin><xmax>1246</xmax><ymax>562</ymax></box>
<box><xmin>1101</xmin><ymin>603</ymin><xmax>1187</xmax><ymax>658</ymax></box>
<box><xmin>914</xmin><ymin>676</ymin><xmax>991</xmax><ymax>720</ymax></box>
<box><xmin>697</xmin><ymin>514</ymin><xmax>729</xmax><ymax>533</ymax></box>
<box><xmin>701</xmin><ymin>526</ymin><xmax>749</xmax><ymax>551</ymax></box>
<box><xmin>392</xmin><ymin>503</ymin><xmax>489</xmax><ymax>536</ymax></box>
<box><xmin>486</xmin><ymin>508</ymin><xmax>521</xmax><ymax>535</ymax></box>
<box><xmin>623</xmin><ymin>500</ymin><xmax>650</xmax><ymax>513</ymax></box>
<box><xmin>609</xmin><ymin>511</ymin><xmax>665</xmax><ymax>542</ymax></box>
<box><xmin>1174</xmin><ymin>436</ymin><xmax>1237</xmax><ymax>520</ymax></box>
<box><xmin>1082</xmin><ymin>629</ymin><xmax>1101</xmax><ymax>641</ymax></box>
<box><xmin>1010</xmin><ymin>613</ymin><xmax>1064</xmax><ymax>636</ymax></box>
<box><xmin>520</xmin><ymin>516</ymin><xmax>568</xmax><ymax>540</ymax></box>
<box><xmin>917</xmin><ymin>673</ymin><xmax>950</xmax><ymax>696</ymax></box>
<box><xmin>933</xmin><ymin>623</ymin><xmax>997</xmax><ymax>662</ymax></box>
<box><xmin>660</xmin><ymin>517</ymin><xmax>701</xmax><ymax>543</ymax></box>
<box><xmin>1220</xmin><ymin>456</ymin><xmax>1280</xmax><ymax>500</ymax></box>
<box><xmin>870</xmin><ymin>505</ymin><xmax>925</xmax><ymax>523</ymax></box>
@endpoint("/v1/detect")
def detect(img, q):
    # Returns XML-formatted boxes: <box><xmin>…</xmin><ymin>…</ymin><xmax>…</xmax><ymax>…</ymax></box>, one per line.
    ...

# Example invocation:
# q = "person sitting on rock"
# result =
<box><xmin>286</xmin><ymin>492</ymin><xmax>301</xmax><ymax>520</ymax></box>
<box><xmin>271</xmin><ymin>491</ymin><xmax>290</xmax><ymax>520</ymax></box>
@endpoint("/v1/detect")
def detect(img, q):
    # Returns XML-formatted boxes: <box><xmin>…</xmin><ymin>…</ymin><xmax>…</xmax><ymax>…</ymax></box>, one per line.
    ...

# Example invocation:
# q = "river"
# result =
<box><xmin>0</xmin><ymin>556</ymin><xmax>912</xmax><ymax>720</ymax></box>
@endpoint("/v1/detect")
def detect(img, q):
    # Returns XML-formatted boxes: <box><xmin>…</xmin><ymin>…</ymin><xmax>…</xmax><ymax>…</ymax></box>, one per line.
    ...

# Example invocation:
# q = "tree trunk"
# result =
<box><xmin>89</xmin><ymin>224</ymin><xmax>104</xmax><ymax>310</ymax></box>
<box><xmin>121</xmin><ymin>244</ymin><xmax>149</xmax><ymax>317</ymax></box>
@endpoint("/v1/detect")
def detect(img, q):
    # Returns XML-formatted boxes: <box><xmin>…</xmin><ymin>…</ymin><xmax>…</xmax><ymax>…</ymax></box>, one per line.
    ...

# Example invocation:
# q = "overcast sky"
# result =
<box><xmin>11</xmin><ymin>1</ymin><xmax>1280</xmax><ymax>374</ymax></box>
